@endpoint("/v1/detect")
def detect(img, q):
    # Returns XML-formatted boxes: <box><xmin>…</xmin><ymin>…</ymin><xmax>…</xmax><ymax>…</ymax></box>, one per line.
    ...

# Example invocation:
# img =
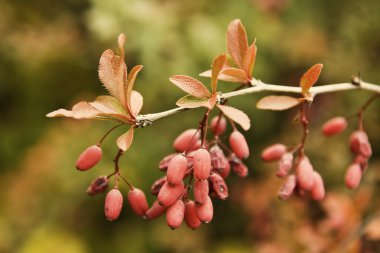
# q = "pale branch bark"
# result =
<box><xmin>135</xmin><ymin>78</ymin><xmax>380</xmax><ymax>126</ymax></box>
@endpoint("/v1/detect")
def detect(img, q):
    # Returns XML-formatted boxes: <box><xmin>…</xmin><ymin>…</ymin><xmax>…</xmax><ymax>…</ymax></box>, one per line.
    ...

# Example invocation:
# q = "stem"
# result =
<box><xmin>361</xmin><ymin>93</ymin><xmax>380</xmax><ymax>111</ymax></box>
<box><xmin>98</xmin><ymin>123</ymin><xmax>124</xmax><ymax>145</ymax></box>
<box><xmin>297</xmin><ymin>102</ymin><xmax>310</xmax><ymax>157</ymax></box>
<box><xmin>135</xmin><ymin>79</ymin><xmax>380</xmax><ymax>125</ymax></box>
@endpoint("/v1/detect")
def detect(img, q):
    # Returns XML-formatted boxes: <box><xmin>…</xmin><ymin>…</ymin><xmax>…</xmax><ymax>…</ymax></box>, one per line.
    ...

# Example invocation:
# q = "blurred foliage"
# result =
<box><xmin>1</xmin><ymin>0</ymin><xmax>380</xmax><ymax>252</ymax></box>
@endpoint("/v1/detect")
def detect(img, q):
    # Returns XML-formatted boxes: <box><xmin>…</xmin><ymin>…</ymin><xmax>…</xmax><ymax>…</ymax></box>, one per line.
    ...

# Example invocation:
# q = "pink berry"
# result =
<box><xmin>322</xmin><ymin>117</ymin><xmax>347</xmax><ymax>136</ymax></box>
<box><xmin>166</xmin><ymin>199</ymin><xmax>185</xmax><ymax>229</ymax></box>
<box><xmin>195</xmin><ymin>196</ymin><xmax>213</xmax><ymax>223</ymax></box>
<box><xmin>296</xmin><ymin>157</ymin><xmax>315</xmax><ymax>191</ymax></box>
<box><xmin>209</xmin><ymin>173</ymin><xmax>228</xmax><ymax>200</ymax></box>
<box><xmin>87</xmin><ymin>176</ymin><xmax>109</xmax><ymax>196</ymax></box>
<box><xmin>276</xmin><ymin>153</ymin><xmax>293</xmax><ymax>178</ymax></box>
<box><xmin>261</xmin><ymin>144</ymin><xmax>287</xmax><ymax>162</ymax></box>
<box><xmin>173</xmin><ymin>129</ymin><xmax>200</xmax><ymax>152</ymax></box>
<box><xmin>158</xmin><ymin>181</ymin><xmax>184</xmax><ymax>207</ymax></box>
<box><xmin>145</xmin><ymin>200</ymin><xmax>167</xmax><ymax>220</ymax></box>
<box><xmin>278</xmin><ymin>175</ymin><xmax>296</xmax><ymax>200</ymax></box>
<box><xmin>210</xmin><ymin>145</ymin><xmax>229</xmax><ymax>171</ymax></box>
<box><xmin>128</xmin><ymin>188</ymin><xmax>149</xmax><ymax>217</ymax></box>
<box><xmin>219</xmin><ymin>161</ymin><xmax>231</xmax><ymax>179</ymax></box>
<box><xmin>230</xmin><ymin>158</ymin><xmax>249</xmax><ymax>178</ymax></box>
<box><xmin>104</xmin><ymin>189</ymin><xmax>123</xmax><ymax>221</ymax></box>
<box><xmin>229</xmin><ymin>131</ymin><xmax>249</xmax><ymax>159</ymax></box>
<box><xmin>193</xmin><ymin>179</ymin><xmax>209</xmax><ymax>205</ymax></box>
<box><xmin>184</xmin><ymin>201</ymin><xmax>202</xmax><ymax>230</ymax></box>
<box><xmin>193</xmin><ymin>148</ymin><xmax>212</xmax><ymax>180</ymax></box>
<box><xmin>345</xmin><ymin>163</ymin><xmax>362</xmax><ymax>189</ymax></box>
<box><xmin>159</xmin><ymin>153</ymin><xmax>176</xmax><ymax>171</ymax></box>
<box><xmin>311</xmin><ymin>172</ymin><xmax>325</xmax><ymax>201</ymax></box>
<box><xmin>76</xmin><ymin>145</ymin><xmax>102</xmax><ymax>171</ymax></box>
<box><xmin>150</xmin><ymin>176</ymin><xmax>166</xmax><ymax>195</ymax></box>
<box><xmin>166</xmin><ymin>154</ymin><xmax>188</xmax><ymax>185</ymax></box>
<box><xmin>210</xmin><ymin>116</ymin><xmax>227</xmax><ymax>136</ymax></box>
<box><xmin>349</xmin><ymin>131</ymin><xmax>372</xmax><ymax>158</ymax></box>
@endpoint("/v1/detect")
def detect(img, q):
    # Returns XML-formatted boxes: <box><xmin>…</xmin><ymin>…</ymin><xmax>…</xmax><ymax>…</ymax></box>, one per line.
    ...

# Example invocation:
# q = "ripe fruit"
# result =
<box><xmin>151</xmin><ymin>176</ymin><xmax>166</xmax><ymax>195</ymax></box>
<box><xmin>184</xmin><ymin>201</ymin><xmax>202</xmax><ymax>229</ymax></box>
<box><xmin>104</xmin><ymin>188</ymin><xmax>123</xmax><ymax>221</ymax></box>
<box><xmin>311</xmin><ymin>172</ymin><xmax>325</xmax><ymax>201</ymax></box>
<box><xmin>193</xmin><ymin>179</ymin><xmax>209</xmax><ymax>204</ymax></box>
<box><xmin>209</xmin><ymin>173</ymin><xmax>228</xmax><ymax>200</ymax></box>
<box><xmin>345</xmin><ymin>163</ymin><xmax>362</xmax><ymax>189</ymax></box>
<box><xmin>210</xmin><ymin>145</ymin><xmax>228</xmax><ymax>170</ymax></box>
<box><xmin>349</xmin><ymin>131</ymin><xmax>372</xmax><ymax>158</ymax></box>
<box><xmin>322</xmin><ymin>117</ymin><xmax>347</xmax><ymax>136</ymax></box>
<box><xmin>128</xmin><ymin>188</ymin><xmax>149</xmax><ymax>216</ymax></box>
<box><xmin>278</xmin><ymin>175</ymin><xmax>296</xmax><ymax>200</ymax></box>
<box><xmin>87</xmin><ymin>176</ymin><xmax>109</xmax><ymax>196</ymax></box>
<box><xmin>145</xmin><ymin>200</ymin><xmax>167</xmax><ymax>220</ymax></box>
<box><xmin>229</xmin><ymin>131</ymin><xmax>249</xmax><ymax>159</ymax></box>
<box><xmin>173</xmin><ymin>129</ymin><xmax>200</xmax><ymax>152</ymax></box>
<box><xmin>158</xmin><ymin>181</ymin><xmax>184</xmax><ymax>207</ymax></box>
<box><xmin>296</xmin><ymin>157</ymin><xmax>315</xmax><ymax>191</ymax></box>
<box><xmin>219</xmin><ymin>161</ymin><xmax>231</xmax><ymax>179</ymax></box>
<box><xmin>193</xmin><ymin>148</ymin><xmax>212</xmax><ymax>180</ymax></box>
<box><xmin>276</xmin><ymin>153</ymin><xmax>293</xmax><ymax>178</ymax></box>
<box><xmin>76</xmin><ymin>145</ymin><xmax>102</xmax><ymax>171</ymax></box>
<box><xmin>261</xmin><ymin>144</ymin><xmax>287</xmax><ymax>162</ymax></box>
<box><xmin>210</xmin><ymin>116</ymin><xmax>227</xmax><ymax>136</ymax></box>
<box><xmin>166</xmin><ymin>154</ymin><xmax>188</xmax><ymax>185</ymax></box>
<box><xmin>230</xmin><ymin>159</ymin><xmax>249</xmax><ymax>178</ymax></box>
<box><xmin>166</xmin><ymin>199</ymin><xmax>185</xmax><ymax>229</ymax></box>
<box><xmin>195</xmin><ymin>196</ymin><xmax>213</xmax><ymax>223</ymax></box>
<box><xmin>159</xmin><ymin>153</ymin><xmax>176</xmax><ymax>171</ymax></box>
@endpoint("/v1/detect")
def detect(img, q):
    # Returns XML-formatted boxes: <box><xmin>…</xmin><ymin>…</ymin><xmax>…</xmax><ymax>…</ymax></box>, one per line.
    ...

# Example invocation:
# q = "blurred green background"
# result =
<box><xmin>1</xmin><ymin>0</ymin><xmax>380</xmax><ymax>252</ymax></box>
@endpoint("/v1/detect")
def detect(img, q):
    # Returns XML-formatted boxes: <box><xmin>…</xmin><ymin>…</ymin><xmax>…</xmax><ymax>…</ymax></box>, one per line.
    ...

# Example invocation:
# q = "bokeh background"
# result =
<box><xmin>1</xmin><ymin>0</ymin><xmax>380</xmax><ymax>252</ymax></box>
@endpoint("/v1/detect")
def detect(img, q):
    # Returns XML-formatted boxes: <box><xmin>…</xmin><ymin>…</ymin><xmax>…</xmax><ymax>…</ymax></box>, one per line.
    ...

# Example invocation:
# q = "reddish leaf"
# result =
<box><xmin>243</xmin><ymin>42</ymin><xmax>257</xmax><ymax>78</ymax></box>
<box><xmin>211</xmin><ymin>54</ymin><xmax>227</xmax><ymax>93</ymax></box>
<box><xmin>221</xmin><ymin>68</ymin><xmax>248</xmax><ymax>83</ymax></box>
<box><xmin>300</xmin><ymin>63</ymin><xmax>323</xmax><ymax>95</ymax></box>
<box><xmin>256</xmin><ymin>95</ymin><xmax>302</xmax><ymax>111</ymax></box>
<box><xmin>118</xmin><ymin>33</ymin><xmax>126</xmax><ymax>59</ymax></box>
<box><xmin>126</xmin><ymin>65</ymin><xmax>143</xmax><ymax>114</ymax></box>
<box><xmin>130</xmin><ymin>90</ymin><xmax>143</xmax><ymax>116</ymax></box>
<box><xmin>98</xmin><ymin>49</ymin><xmax>127</xmax><ymax>107</ymax></box>
<box><xmin>176</xmin><ymin>95</ymin><xmax>211</xmax><ymax>109</ymax></box>
<box><xmin>89</xmin><ymin>96</ymin><xmax>127</xmax><ymax>115</ymax></box>
<box><xmin>117</xmin><ymin>127</ymin><xmax>134</xmax><ymax>151</ymax></box>
<box><xmin>169</xmin><ymin>75</ymin><xmax>211</xmax><ymax>98</ymax></box>
<box><xmin>227</xmin><ymin>19</ymin><xmax>249</xmax><ymax>68</ymax></box>
<box><xmin>47</xmin><ymin>102</ymin><xmax>99</xmax><ymax>119</ymax></box>
<box><xmin>217</xmin><ymin>104</ymin><xmax>250</xmax><ymax>131</ymax></box>
<box><xmin>200</xmin><ymin>69</ymin><xmax>246</xmax><ymax>83</ymax></box>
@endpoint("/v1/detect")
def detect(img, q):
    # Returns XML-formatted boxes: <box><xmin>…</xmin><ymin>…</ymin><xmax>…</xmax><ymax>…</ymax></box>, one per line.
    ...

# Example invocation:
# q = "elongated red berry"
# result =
<box><xmin>145</xmin><ymin>200</ymin><xmax>167</xmax><ymax>220</ymax></box>
<box><xmin>230</xmin><ymin>156</ymin><xmax>249</xmax><ymax>178</ymax></box>
<box><xmin>128</xmin><ymin>188</ymin><xmax>149</xmax><ymax>216</ymax></box>
<box><xmin>209</xmin><ymin>173</ymin><xmax>228</xmax><ymax>200</ymax></box>
<box><xmin>210</xmin><ymin>145</ymin><xmax>228</xmax><ymax>170</ymax></box>
<box><xmin>219</xmin><ymin>161</ymin><xmax>231</xmax><ymax>179</ymax></box>
<box><xmin>354</xmin><ymin>155</ymin><xmax>368</xmax><ymax>170</ymax></box>
<box><xmin>261</xmin><ymin>144</ymin><xmax>287</xmax><ymax>162</ymax></box>
<box><xmin>151</xmin><ymin>177</ymin><xmax>166</xmax><ymax>195</ymax></box>
<box><xmin>229</xmin><ymin>131</ymin><xmax>249</xmax><ymax>159</ymax></box>
<box><xmin>296</xmin><ymin>157</ymin><xmax>315</xmax><ymax>191</ymax></box>
<box><xmin>184</xmin><ymin>201</ymin><xmax>202</xmax><ymax>229</ymax></box>
<box><xmin>87</xmin><ymin>176</ymin><xmax>109</xmax><ymax>196</ymax></box>
<box><xmin>349</xmin><ymin>131</ymin><xmax>372</xmax><ymax>157</ymax></box>
<box><xmin>345</xmin><ymin>163</ymin><xmax>362</xmax><ymax>189</ymax></box>
<box><xmin>166</xmin><ymin>199</ymin><xmax>185</xmax><ymax>229</ymax></box>
<box><xmin>193</xmin><ymin>148</ymin><xmax>211</xmax><ymax>180</ymax></box>
<box><xmin>210</xmin><ymin>116</ymin><xmax>227</xmax><ymax>136</ymax></box>
<box><xmin>278</xmin><ymin>175</ymin><xmax>296</xmax><ymax>200</ymax></box>
<box><xmin>311</xmin><ymin>172</ymin><xmax>325</xmax><ymax>201</ymax></box>
<box><xmin>277</xmin><ymin>153</ymin><xmax>293</xmax><ymax>178</ymax></box>
<box><xmin>76</xmin><ymin>145</ymin><xmax>102</xmax><ymax>171</ymax></box>
<box><xmin>322</xmin><ymin>117</ymin><xmax>347</xmax><ymax>136</ymax></box>
<box><xmin>158</xmin><ymin>181</ymin><xmax>184</xmax><ymax>207</ymax></box>
<box><xmin>166</xmin><ymin>154</ymin><xmax>187</xmax><ymax>185</ymax></box>
<box><xmin>104</xmin><ymin>189</ymin><xmax>123</xmax><ymax>221</ymax></box>
<box><xmin>173</xmin><ymin>129</ymin><xmax>200</xmax><ymax>152</ymax></box>
<box><xmin>159</xmin><ymin>153</ymin><xmax>176</xmax><ymax>171</ymax></box>
<box><xmin>195</xmin><ymin>196</ymin><xmax>213</xmax><ymax>223</ymax></box>
<box><xmin>193</xmin><ymin>179</ymin><xmax>209</xmax><ymax>204</ymax></box>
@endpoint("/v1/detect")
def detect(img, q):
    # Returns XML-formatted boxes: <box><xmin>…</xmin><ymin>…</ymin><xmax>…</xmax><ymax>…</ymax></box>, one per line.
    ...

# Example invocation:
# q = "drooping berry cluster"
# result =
<box><xmin>147</xmin><ymin>114</ymin><xmax>250</xmax><ymax>229</ymax></box>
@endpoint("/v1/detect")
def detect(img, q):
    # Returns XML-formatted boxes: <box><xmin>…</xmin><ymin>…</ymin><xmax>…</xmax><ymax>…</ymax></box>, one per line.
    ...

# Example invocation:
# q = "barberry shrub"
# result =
<box><xmin>47</xmin><ymin>19</ymin><xmax>379</xmax><ymax>229</ymax></box>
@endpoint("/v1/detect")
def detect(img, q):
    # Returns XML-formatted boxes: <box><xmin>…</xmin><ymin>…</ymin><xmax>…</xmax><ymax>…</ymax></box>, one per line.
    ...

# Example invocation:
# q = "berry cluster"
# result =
<box><xmin>148</xmin><ymin>114</ymin><xmax>250</xmax><ymax>229</ymax></box>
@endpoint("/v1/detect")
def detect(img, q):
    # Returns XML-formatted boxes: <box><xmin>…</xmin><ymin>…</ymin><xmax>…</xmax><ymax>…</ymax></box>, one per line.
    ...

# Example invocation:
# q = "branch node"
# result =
<box><xmin>351</xmin><ymin>75</ymin><xmax>362</xmax><ymax>86</ymax></box>
<box><xmin>134</xmin><ymin>115</ymin><xmax>153</xmax><ymax>128</ymax></box>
